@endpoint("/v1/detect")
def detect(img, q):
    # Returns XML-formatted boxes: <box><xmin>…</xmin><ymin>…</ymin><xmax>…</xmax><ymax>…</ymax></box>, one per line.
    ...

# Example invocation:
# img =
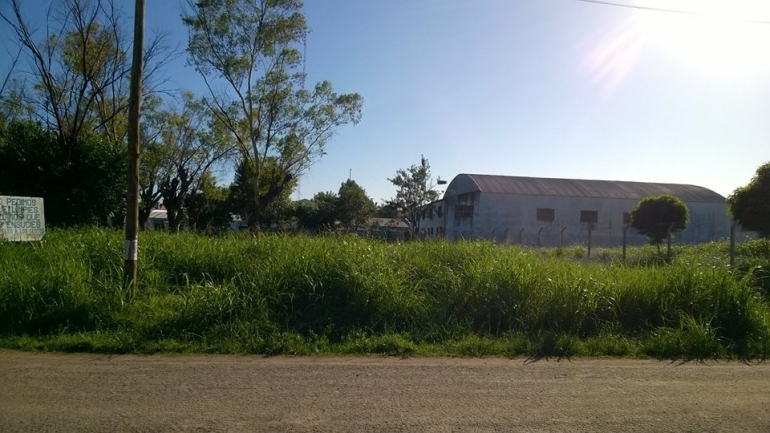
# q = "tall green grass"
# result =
<box><xmin>1</xmin><ymin>228</ymin><xmax>768</xmax><ymax>359</ymax></box>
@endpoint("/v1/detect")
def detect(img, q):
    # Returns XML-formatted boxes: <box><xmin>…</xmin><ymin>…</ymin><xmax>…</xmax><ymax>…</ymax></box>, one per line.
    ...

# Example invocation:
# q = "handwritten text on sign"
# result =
<box><xmin>0</xmin><ymin>196</ymin><xmax>45</xmax><ymax>241</ymax></box>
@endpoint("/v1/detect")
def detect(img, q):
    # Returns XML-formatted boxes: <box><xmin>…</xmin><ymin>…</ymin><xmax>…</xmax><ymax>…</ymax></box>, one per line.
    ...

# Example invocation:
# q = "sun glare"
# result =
<box><xmin>637</xmin><ymin>0</ymin><xmax>770</xmax><ymax>77</ymax></box>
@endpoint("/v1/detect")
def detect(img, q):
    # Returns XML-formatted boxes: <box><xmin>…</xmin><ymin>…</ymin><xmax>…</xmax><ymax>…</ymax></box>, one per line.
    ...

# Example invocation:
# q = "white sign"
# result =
<box><xmin>0</xmin><ymin>196</ymin><xmax>45</xmax><ymax>241</ymax></box>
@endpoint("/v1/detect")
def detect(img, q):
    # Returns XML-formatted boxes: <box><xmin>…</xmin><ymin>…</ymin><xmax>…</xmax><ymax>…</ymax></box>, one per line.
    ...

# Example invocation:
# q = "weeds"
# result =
<box><xmin>1</xmin><ymin>228</ymin><xmax>769</xmax><ymax>360</ymax></box>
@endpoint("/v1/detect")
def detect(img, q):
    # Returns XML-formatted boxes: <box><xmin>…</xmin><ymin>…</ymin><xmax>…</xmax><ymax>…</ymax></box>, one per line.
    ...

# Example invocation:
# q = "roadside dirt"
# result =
<box><xmin>0</xmin><ymin>351</ymin><xmax>768</xmax><ymax>432</ymax></box>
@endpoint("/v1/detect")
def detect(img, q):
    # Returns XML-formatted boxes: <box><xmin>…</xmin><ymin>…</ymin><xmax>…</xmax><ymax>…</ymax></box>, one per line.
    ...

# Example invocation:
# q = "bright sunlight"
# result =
<box><xmin>637</xmin><ymin>0</ymin><xmax>770</xmax><ymax>77</ymax></box>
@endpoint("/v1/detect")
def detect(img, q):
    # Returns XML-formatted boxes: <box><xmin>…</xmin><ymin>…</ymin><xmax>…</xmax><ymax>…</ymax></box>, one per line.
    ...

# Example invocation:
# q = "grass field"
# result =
<box><xmin>1</xmin><ymin>228</ymin><xmax>769</xmax><ymax>359</ymax></box>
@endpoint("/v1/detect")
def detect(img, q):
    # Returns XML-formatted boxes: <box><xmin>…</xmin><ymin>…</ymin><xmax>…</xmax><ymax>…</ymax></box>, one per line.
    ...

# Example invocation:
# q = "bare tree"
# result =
<box><xmin>0</xmin><ymin>0</ymin><xmax>175</xmax><ymax>147</ymax></box>
<box><xmin>0</xmin><ymin>46</ymin><xmax>33</xmax><ymax>122</ymax></box>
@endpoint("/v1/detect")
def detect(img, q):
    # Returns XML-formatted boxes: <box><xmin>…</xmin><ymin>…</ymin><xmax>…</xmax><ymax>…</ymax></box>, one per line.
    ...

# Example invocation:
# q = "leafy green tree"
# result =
<box><xmin>1</xmin><ymin>0</ymin><xmax>172</xmax><ymax>230</ymax></box>
<box><xmin>376</xmin><ymin>202</ymin><xmax>399</xmax><ymax>219</ymax></box>
<box><xmin>336</xmin><ymin>179</ymin><xmax>376</xmax><ymax>229</ymax></box>
<box><xmin>293</xmin><ymin>180</ymin><xmax>375</xmax><ymax>231</ymax></box>
<box><xmin>294</xmin><ymin>191</ymin><xmax>338</xmax><ymax>231</ymax></box>
<box><xmin>728</xmin><ymin>162</ymin><xmax>770</xmax><ymax>238</ymax></box>
<box><xmin>182</xmin><ymin>0</ymin><xmax>363</xmax><ymax>229</ymax></box>
<box><xmin>0</xmin><ymin>120</ymin><xmax>125</xmax><ymax>226</ymax></box>
<box><xmin>138</xmin><ymin>95</ymin><xmax>171</xmax><ymax>228</ymax></box>
<box><xmin>629</xmin><ymin>194</ymin><xmax>689</xmax><ymax>247</ymax></box>
<box><xmin>292</xmin><ymin>199</ymin><xmax>317</xmax><ymax>230</ymax></box>
<box><xmin>157</xmin><ymin>93</ymin><xmax>235</xmax><ymax>231</ymax></box>
<box><xmin>229</xmin><ymin>159</ymin><xmax>297</xmax><ymax>230</ymax></box>
<box><xmin>185</xmin><ymin>171</ymin><xmax>232</xmax><ymax>233</ymax></box>
<box><xmin>386</xmin><ymin>155</ymin><xmax>440</xmax><ymax>233</ymax></box>
<box><xmin>136</xmin><ymin>92</ymin><xmax>236</xmax><ymax>230</ymax></box>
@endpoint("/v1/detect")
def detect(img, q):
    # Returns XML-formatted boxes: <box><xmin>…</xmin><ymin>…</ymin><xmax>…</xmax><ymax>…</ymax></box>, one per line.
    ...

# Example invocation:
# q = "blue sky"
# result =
<box><xmin>3</xmin><ymin>0</ymin><xmax>770</xmax><ymax>203</ymax></box>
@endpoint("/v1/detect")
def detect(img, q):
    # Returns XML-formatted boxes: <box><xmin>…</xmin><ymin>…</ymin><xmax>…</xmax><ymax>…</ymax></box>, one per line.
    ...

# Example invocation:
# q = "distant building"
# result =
<box><xmin>353</xmin><ymin>218</ymin><xmax>410</xmax><ymax>241</ymax></box>
<box><xmin>229</xmin><ymin>216</ymin><xmax>249</xmax><ymax>231</ymax></box>
<box><xmin>147</xmin><ymin>209</ymin><xmax>168</xmax><ymax>230</ymax></box>
<box><xmin>418</xmin><ymin>174</ymin><xmax>751</xmax><ymax>247</ymax></box>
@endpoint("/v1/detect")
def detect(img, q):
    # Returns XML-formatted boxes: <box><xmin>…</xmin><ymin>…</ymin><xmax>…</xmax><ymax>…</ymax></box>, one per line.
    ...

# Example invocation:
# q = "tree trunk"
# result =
<box><xmin>138</xmin><ymin>206</ymin><xmax>152</xmax><ymax>231</ymax></box>
<box><xmin>249</xmin><ymin>175</ymin><xmax>261</xmax><ymax>230</ymax></box>
<box><xmin>167</xmin><ymin>209</ymin><xmax>183</xmax><ymax>231</ymax></box>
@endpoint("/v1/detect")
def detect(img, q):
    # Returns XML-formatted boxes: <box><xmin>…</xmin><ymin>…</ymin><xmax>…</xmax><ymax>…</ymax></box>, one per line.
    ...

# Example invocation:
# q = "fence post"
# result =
<box><xmin>537</xmin><ymin>227</ymin><xmax>544</xmax><ymax>247</ymax></box>
<box><xmin>560</xmin><ymin>226</ymin><xmax>567</xmax><ymax>247</ymax></box>
<box><xmin>519</xmin><ymin>228</ymin><xmax>525</xmax><ymax>245</ymax></box>
<box><xmin>622</xmin><ymin>224</ymin><xmax>630</xmax><ymax>262</ymax></box>
<box><xmin>587</xmin><ymin>224</ymin><xmax>594</xmax><ymax>258</ymax></box>
<box><xmin>730</xmin><ymin>221</ymin><xmax>738</xmax><ymax>267</ymax></box>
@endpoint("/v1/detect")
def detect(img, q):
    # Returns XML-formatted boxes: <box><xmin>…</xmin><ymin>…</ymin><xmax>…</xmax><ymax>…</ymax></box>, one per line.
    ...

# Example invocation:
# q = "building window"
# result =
<box><xmin>457</xmin><ymin>192</ymin><xmax>479</xmax><ymax>204</ymax></box>
<box><xmin>536</xmin><ymin>208</ymin><xmax>555</xmax><ymax>222</ymax></box>
<box><xmin>623</xmin><ymin>212</ymin><xmax>631</xmax><ymax>225</ymax></box>
<box><xmin>580</xmin><ymin>210</ymin><xmax>598</xmax><ymax>224</ymax></box>
<box><xmin>455</xmin><ymin>204</ymin><xmax>473</xmax><ymax>218</ymax></box>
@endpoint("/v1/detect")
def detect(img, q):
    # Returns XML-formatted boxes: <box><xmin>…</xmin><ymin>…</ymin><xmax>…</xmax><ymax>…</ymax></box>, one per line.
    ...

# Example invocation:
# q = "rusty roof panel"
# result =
<box><xmin>446</xmin><ymin>174</ymin><xmax>725</xmax><ymax>203</ymax></box>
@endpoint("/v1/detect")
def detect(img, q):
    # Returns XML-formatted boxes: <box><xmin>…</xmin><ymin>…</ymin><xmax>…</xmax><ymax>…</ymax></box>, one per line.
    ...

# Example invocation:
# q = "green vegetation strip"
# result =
<box><xmin>1</xmin><ymin>229</ymin><xmax>769</xmax><ymax>360</ymax></box>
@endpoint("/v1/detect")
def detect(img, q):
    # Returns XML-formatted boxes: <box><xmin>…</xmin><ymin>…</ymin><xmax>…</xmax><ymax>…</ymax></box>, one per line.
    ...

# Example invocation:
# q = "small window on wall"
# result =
<box><xmin>623</xmin><ymin>212</ymin><xmax>631</xmax><ymax>225</ymax></box>
<box><xmin>457</xmin><ymin>192</ymin><xmax>479</xmax><ymax>204</ymax></box>
<box><xmin>536</xmin><ymin>208</ymin><xmax>555</xmax><ymax>222</ymax></box>
<box><xmin>580</xmin><ymin>210</ymin><xmax>598</xmax><ymax>224</ymax></box>
<box><xmin>455</xmin><ymin>204</ymin><xmax>473</xmax><ymax>218</ymax></box>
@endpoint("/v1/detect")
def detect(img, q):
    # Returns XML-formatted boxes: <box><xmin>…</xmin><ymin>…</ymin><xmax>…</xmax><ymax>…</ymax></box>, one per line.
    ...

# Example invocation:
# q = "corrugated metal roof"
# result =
<box><xmin>369</xmin><ymin>218</ymin><xmax>409</xmax><ymax>228</ymax></box>
<box><xmin>447</xmin><ymin>174</ymin><xmax>725</xmax><ymax>203</ymax></box>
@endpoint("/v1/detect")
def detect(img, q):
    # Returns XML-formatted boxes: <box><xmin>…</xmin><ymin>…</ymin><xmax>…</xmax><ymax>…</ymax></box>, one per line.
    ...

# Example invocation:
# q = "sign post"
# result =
<box><xmin>0</xmin><ymin>196</ymin><xmax>45</xmax><ymax>242</ymax></box>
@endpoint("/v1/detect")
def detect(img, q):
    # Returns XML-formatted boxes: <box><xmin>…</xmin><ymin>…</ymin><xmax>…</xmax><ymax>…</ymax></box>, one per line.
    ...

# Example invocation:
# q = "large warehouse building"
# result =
<box><xmin>418</xmin><ymin>174</ymin><xmax>745</xmax><ymax>247</ymax></box>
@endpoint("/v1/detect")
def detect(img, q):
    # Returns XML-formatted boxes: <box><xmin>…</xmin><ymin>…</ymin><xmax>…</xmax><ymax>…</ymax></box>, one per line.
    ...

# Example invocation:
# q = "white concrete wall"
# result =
<box><xmin>417</xmin><ymin>201</ymin><xmax>446</xmax><ymax>237</ymax></box>
<box><xmin>442</xmin><ymin>193</ymin><xmax>734</xmax><ymax>247</ymax></box>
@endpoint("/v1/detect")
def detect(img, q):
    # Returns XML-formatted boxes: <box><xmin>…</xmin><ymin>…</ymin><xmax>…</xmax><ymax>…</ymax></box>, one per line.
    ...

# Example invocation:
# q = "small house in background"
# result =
<box><xmin>418</xmin><ymin>174</ymin><xmax>753</xmax><ymax>247</ymax></box>
<box><xmin>229</xmin><ymin>216</ymin><xmax>249</xmax><ymax>231</ymax></box>
<box><xmin>146</xmin><ymin>208</ymin><xmax>168</xmax><ymax>230</ymax></box>
<box><xmin>364</xmin><ymin>217</ymin><xmax>410</xmax><ymax>241</ymax></box>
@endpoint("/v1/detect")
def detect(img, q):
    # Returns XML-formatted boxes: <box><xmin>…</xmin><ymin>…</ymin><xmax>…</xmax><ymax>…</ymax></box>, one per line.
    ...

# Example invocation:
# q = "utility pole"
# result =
<box><xmin>124</xmin><ymin>0</ymin><xmax>145</xmax><ymax>287</ymax></box>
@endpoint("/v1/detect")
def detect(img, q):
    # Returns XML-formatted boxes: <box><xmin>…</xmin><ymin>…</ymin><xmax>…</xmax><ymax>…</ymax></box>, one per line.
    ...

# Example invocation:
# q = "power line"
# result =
<box><xmin>574</xmin><ymin>0</ymin><xmax>770</xmax><ymax>25</ymax></box>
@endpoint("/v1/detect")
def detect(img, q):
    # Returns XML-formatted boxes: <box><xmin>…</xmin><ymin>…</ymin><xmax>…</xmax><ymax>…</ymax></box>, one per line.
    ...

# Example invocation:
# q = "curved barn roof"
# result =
<box><xmin>444</xmin><ymin>174</ymin><xmax>725</xmax><ymax>203</ymax></box>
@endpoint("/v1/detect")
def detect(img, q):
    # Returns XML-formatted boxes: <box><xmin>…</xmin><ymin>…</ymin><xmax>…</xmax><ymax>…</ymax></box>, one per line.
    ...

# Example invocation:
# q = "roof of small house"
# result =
<box><xmin>368</xmin><ymin>218</ymin><xmax>409</xmax><ymax>229</ymax></box>
<box><xmin>444</xmin><ymin>174</ymin><xmax>725</xmax><ymax>203</ymax></box>
<box><xmin>149</xmin><ymin>209</ymin><xmax>167</xmax><ymax>219</ymax></box>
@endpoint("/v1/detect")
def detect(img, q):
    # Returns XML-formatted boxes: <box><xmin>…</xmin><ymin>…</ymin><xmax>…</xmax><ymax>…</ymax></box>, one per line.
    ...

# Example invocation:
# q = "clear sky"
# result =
<box><xmin>3</xmin><ymin>0</ymin><xmax>770</xmax><ymax>203</ymax></box>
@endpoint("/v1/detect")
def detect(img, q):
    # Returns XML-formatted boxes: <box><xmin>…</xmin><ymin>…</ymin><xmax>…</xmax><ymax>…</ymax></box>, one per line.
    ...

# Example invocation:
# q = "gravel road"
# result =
<box><xmin>1</xmin><ymin>351</ymin><xmax>768</xmax><ymax>432</ymax></box>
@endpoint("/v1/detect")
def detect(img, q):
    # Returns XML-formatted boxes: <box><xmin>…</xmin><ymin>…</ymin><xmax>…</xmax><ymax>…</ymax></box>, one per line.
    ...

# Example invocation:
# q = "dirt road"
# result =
<box><xmin>0</xmin><ymin>352</ymin><xmax>768</xmax><ymax>432</ymax></box>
